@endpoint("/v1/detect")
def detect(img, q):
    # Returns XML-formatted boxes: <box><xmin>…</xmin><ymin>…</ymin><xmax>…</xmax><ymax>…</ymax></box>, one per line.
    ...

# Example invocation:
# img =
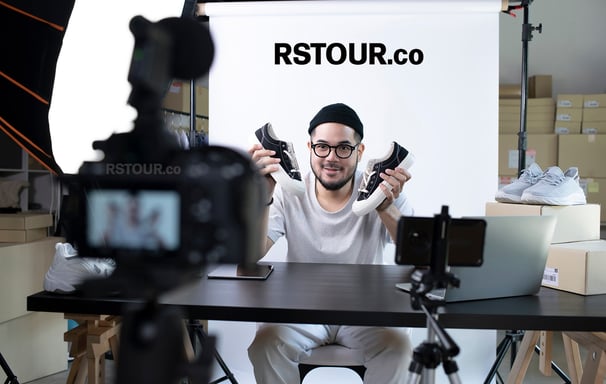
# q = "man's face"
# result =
<box><xmin>308</xmin><ymin>122</ymin><xmax>364</xmax><ymax>191</ymax></box>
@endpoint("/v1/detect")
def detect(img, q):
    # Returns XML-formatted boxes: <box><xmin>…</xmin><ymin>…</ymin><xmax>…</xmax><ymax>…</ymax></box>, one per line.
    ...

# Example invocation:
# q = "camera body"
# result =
<box><xmin>61</xmin><ymin>15</ymin><xmax>265</xmax><ymax>297</ymax></box>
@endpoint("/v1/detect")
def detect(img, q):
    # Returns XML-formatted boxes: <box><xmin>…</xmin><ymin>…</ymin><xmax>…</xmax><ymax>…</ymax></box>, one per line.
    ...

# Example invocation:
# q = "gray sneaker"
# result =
<box><xmin>521</xmin><ymin>166</ymin><xmax>587</xmax><ymax>206</ymax></box>
<box><xmin>495</xmin><ymin>163</ymin><xmax>543</xmax><ymax>203</ymax></box>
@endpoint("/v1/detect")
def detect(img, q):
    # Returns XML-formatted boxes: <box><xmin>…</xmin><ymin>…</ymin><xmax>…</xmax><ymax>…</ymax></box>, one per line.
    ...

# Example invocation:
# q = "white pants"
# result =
<box><xmin>248</xmin><ymin>323</ymin><xmax>412</xmax><ymax>384</ymax></box>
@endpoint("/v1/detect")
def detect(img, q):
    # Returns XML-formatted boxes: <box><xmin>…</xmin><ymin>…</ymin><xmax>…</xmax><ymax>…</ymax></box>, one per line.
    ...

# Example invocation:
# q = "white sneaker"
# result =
<box><xmin>521</xmin><ymin>166</ymin><xmax>587</xmax><ymax>206</ymax></box>
<box><xmin>352</xmin><ymin>141</ymin><xmax>414</xmax><ymax>216</ymax></box>
<box><xmin>495</xmin><ymin>163</ymin><xmax>543</xmax><ymax>203</ymax></box>
<box><xmin>43</xmin><ymin>243</ymin><xmax>116</xmax><ymax>293</ymax></box>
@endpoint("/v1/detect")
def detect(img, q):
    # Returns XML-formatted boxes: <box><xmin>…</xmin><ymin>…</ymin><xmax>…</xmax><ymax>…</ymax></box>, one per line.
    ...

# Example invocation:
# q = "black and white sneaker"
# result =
<box><xmin>352</xmin><ymin>141</ymin><xmax>414</xmax><ymax>216</ymax></box>
<box><xmin>255</xmin><ymin>123</ymin><xmax>305</xmax><ymax>196</ymax></box>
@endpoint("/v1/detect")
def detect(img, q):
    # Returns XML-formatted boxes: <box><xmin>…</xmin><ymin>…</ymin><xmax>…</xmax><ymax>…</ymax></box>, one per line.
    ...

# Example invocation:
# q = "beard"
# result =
<box><xmin>311</xmin><ymin>160</ymin><xmax>356</xmax><ymax>191</ymax></box>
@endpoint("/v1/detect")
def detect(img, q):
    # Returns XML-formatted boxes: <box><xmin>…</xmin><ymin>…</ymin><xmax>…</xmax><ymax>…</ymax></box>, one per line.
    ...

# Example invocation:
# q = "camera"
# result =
<box><xmin>61</xmin><ymin>15</ymin><xmax>266</xmax><ymax>297</ymax></box>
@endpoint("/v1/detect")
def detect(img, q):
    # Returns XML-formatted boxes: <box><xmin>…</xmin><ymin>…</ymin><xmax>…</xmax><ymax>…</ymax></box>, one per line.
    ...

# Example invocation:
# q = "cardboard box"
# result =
<box><xmin>581</xmin><ymin>121</ymin><xmax>606</xmax><ymax>134</ymax></box>
<box><xmin>557</xmin><ymin>94</ymin><xmax>584</xmax><ymax>108</ymax></box>
<box><xmin>498</xmin><ymin>134</ymin><xmax>557</xmax><ymax>176</ymax></box>
<box><xmin>162</xmin><ymin>80</ymin><xmax>209</xmax><ymax>116</ymax></box>
<box><xmin>581</xmin><ymin>178</ymin><xmax>606</xmax><ymax>222</ymax></box>
<box><xmin>0</xmin><ymin>237</ymin><xmax>62</xmax><ymax>323</ymax></box>
<box><xmin>499</xmin><ymin>106</ymin><xmax>555</xmax><ymax>121</ymax></box>
<box><xmin>553</xmin><ymin>121</ymin><xmax>581</xmax><ymax>134</ymax></box>
<box><xmin>581</xmin><ymin>108</ymin><xmax>606</xmax><ymax>122</ymax></box>
<box><xmin>558</xmin><ymin>134</ymin><xmax>606</xmax><ymax>178</ymax></box>
<box><xmin>0</xmin><ymin>311</ymin><xmax>68</xmax><ymax>383</ymax></box>
<box><xmin>0</xmin><ymin>236</ymin><xmax>66</xmax><ymax>382</ymax></box>
<box><xmin>583</xmin><ymin>94</ymin><xmax>606</xmax><ymax>108</ymax></box>
<box><xmin>499</xmin><ymin>119</ymin><xmax>555</xmax><ymax>134</ymax></box>
<box><xmin>499</xmin><ymin>98</ymin><xmax>555</xmax><ymax>108</ymax></box>
<box><xmin>499</xmin><ymin>84</ymin><xmax>521</xmax><ymax>99</ymax></box>
<box><xmin>555</xmin><ymin>107</ymin><xmax>583</xmax><ymax>122</ymax></box>
<box><xmin>0</xmin><ymin>228</ymin><xmax>47</xmax><ymax>242</ymax></box>
<box><xmin>542</xmin><ymin>240</ymin><xmax>606</xmax><ymax>295</ymax></box>
<box><xmin>0</xmin><ymin>212</ymin><xmax>52</xmax><ymax>230</ymax></box>
<box><xmin>529</xmin><ymin>75</ymin><xmax>552</xmax><ymax>98</ymax></box>
<box><xmin>485</xmin><ymin>202</ymin><xmax>601</xmax><ymax>243</ymax></box>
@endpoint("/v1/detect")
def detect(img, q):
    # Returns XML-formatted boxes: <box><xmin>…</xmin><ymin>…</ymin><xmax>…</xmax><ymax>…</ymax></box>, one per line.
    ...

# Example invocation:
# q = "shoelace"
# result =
<box><xmin>540</xmin><ymin>169</ymin><xmax>565</xmax><ymax>186</ymax></box>
<box><xmin>284</xmin><ymin>143</ymin><xmax>301</xmax><ymax>175</ymax></box>
<box><xmin>519</xmin><ymin>167</ymin><xmax>543</xmax><ymax>185</ymax></box>
<box><xmin>358</xmin><ymin>165</ymin><xmax>376</xmax><ymax>194</ymax></box>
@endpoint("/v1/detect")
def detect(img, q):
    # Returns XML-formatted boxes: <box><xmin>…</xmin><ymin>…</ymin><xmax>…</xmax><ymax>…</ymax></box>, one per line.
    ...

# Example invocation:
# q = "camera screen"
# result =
<box><xmin>86</xmin><ymin>189</ymin><xmax>180</xmax><ymax>251</ymax></box>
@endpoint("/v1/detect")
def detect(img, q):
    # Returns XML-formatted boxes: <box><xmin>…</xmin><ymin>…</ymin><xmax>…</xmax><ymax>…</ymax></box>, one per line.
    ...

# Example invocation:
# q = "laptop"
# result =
<box><xmin>396</xmin><ymin>215</ymin><xmax>556</xmax><ymax>302</ymax></box>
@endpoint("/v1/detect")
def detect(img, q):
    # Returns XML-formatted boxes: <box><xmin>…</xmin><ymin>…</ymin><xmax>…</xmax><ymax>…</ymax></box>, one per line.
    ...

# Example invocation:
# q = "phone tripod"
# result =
<box><xmin>406</xmin><ymin>269</ymin><xmax>462</xmax><ymax>384</ymax></box>
<box><xmin>0</xmin><ymin>352</ymin><xmax>19</xmax><ymax>384</ymax></box>
<box><xmin>402</xmin><ymin>205</ymin><xmax>482</xmax><ymax>384</ymax></box>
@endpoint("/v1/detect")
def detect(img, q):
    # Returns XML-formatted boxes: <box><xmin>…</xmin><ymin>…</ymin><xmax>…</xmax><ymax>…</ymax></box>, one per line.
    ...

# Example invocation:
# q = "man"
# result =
<box><xmin>248</xmin><ymin>103</ymin><xmax>414</xmax><ymax>384</ymax></box>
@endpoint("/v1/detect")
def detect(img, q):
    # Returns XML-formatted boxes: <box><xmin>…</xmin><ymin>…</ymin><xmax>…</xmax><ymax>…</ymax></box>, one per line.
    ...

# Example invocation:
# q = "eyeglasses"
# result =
<box><xmin>311</xmin><ymin>142</ymin><xmax>359</xmax><ymax>159</ymax></box>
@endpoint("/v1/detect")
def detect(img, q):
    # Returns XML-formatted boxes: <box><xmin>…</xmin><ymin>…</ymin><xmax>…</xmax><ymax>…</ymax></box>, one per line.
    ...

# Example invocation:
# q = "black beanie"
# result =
<box><xmin>308</xmin><ymin>103</ymin><xmax>364</xmax><ymax>140</ymax></box>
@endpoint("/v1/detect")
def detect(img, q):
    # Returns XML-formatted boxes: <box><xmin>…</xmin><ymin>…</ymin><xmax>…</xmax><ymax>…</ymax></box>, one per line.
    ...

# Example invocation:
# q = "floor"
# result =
<box><xmin>19</xmin><ymin>227</ymin><xmax>606</xmax><ymax>384</ymax></box>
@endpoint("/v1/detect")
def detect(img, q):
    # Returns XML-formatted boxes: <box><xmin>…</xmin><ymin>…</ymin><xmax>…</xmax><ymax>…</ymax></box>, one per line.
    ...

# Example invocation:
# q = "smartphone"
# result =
<box><xmin>395</xmin><ymin>216</ymin><xmax>485</xmax><ymax>267</ymax></box>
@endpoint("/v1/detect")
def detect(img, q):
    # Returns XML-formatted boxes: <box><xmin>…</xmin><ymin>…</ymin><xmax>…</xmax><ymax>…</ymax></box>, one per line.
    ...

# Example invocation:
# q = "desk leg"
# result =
<box><xmin>538</xmin><ymin>331</ymin><xmax>553</xmax><ymax>376</ymax></box>
<box><xmin>505</xmin><ymin>330</ymin><xmax>540</xmax><ymax>384</ymax></box>
<box><xmin>562</xmin><ymin>333</ymin><xmax>582</xmax><ymax>384</ymax></box>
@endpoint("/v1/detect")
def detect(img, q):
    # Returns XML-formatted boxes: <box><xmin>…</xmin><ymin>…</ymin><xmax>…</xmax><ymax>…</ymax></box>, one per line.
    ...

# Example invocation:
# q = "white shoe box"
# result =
<box><xmin>0</xmin><ymin>311</ymin><xmax>68</xmax><ymax>383</ymax></box>
<box><xmin>542</xmin><ymin>240</ymin><xmax>606</xmax><ymax>295</ymax></box>
<box><xmin>0</xmin><ymin>236</ymin><xmax>67</xmax><ymax>382</ymax></box>
<box><xmin>485</xmin><ymin>202</ymin><xmax>601</xmax><ymax>244</ymax></box>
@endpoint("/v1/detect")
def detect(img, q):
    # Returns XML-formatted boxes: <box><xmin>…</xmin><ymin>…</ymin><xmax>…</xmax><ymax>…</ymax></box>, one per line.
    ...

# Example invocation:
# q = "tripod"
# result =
<box><xmin>406</xmin><ymin>293</ymin><xmax>462</xmax><ymax>384</ymax></box>
<box><xmin>403</xmin><ymin>206</ymin><xmax>469</xmax><ymax>384</ymax></box>
<box><xmin>0</xmin><ymin>352</ymin><xmax>19</xmax><ymax>384</ymax></box>
<box><xmin>185</xmin><ymin>319</ymin><xmax>238</xmax><ymax>384</ymax></box>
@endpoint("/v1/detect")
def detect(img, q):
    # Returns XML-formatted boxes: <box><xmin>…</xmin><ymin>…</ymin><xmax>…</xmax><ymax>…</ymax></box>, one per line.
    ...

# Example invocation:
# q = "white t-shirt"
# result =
<box><xmin>267</xmin><ymin>170</ymin><xmax>414</xmax><ymax>264</ymax></box>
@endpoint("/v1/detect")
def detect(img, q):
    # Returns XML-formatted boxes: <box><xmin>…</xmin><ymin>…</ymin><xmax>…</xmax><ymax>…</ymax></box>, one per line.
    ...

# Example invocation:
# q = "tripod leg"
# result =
<box><xmin>484</xmin><ymin>336</ymin><xmax>513</xmax><ymax>384</ymax></box>
<box><xmin>188</xmin><ymin>321</ymin><xmax>238</xmax><ymax>384</ymax></box>
<box><xmin>0</xmin><ymin>352</ymin><xmax>19</xmax><ymax>384</ymax></box>
<box><xmin>504</xmin><ymin>330</ymin><xmax>540</xmax><ymax>384</ymax></box>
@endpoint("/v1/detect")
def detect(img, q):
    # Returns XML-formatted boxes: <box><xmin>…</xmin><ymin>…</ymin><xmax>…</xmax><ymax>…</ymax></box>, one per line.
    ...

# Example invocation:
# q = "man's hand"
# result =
<box><xmin>376</xmin><ymin>167</ymin><xmax>411</xmax><ymax>211</ymax></box>
<box><xmin>249</xmin><ymin>143</ymin><xmax>280</xmax><ymax>198</ymax></box>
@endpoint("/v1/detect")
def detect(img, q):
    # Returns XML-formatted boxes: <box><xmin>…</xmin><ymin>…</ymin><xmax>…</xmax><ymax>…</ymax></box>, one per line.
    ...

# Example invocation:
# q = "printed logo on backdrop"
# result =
<box><xmin>275</xmin><ymin>42</ymin><xmax>424</xmax><ymax>66</ymax></box>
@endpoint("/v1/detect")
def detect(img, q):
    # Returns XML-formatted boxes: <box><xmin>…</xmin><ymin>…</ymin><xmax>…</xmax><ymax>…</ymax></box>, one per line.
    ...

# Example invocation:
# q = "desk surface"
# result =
<box><xmin>27</xmin><ymin>262</ymin><xmax>606</xmax><ymax>331</ymax></box>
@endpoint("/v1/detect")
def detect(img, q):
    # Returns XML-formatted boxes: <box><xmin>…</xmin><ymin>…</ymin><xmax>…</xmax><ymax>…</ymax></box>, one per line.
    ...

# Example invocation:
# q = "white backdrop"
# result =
<box><xmin>206</xmin><ymin>0</ymin><xmax>501</xmax><ymax>220</ymax></box>
<box><xmin>204</xmin><ymin>1</ymin><xmax>502</xmax><ymax>383</ymax></box>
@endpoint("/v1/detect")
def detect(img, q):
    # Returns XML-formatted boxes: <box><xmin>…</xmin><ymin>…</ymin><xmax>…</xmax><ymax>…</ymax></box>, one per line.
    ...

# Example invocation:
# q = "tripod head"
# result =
<box><xmin>408</xmin><ymin>205</ymin><xmax>459</xmax><ymax>311</ymax></box>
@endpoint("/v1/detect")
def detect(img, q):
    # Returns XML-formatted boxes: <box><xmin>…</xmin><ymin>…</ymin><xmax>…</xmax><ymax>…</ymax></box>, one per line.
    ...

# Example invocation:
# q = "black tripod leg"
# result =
<box><xmin>484</xmin><ymin>330</ymin><xmax>526</xmax><ymax>384</ymax></box>
<box><xmin>484</xmin><ymin>336</ymin><xmax>512</xmax><ymax>384</ymax></box>
<box><xmin>533</xmin><ymin>345</ymin><xmax>571</xmax><ymax>384</ymax></box>
<box><xmin>0</xmin><ymin>353</ymin><xmax>19</xmax><ymax>384</ymax></box>
<box><xmin>188</xmin><ymin>321</ymin><xmax>238</xmax><ymax>384</ymax></box>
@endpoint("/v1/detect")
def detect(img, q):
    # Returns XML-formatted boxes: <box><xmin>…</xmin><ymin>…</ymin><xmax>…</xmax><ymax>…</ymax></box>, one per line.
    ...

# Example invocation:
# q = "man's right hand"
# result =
<box><xmin>249</xmin><ymin>143</ymin><xmax>280</xmax><ymax>197</ymax></box>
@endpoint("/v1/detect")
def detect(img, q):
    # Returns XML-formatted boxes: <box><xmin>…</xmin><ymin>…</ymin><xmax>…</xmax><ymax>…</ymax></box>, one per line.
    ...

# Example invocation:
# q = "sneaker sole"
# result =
<box><xmin>352</xmin><ymin>153</ymin><xmax>415</xmax><ymax>216</ymax></box>
<box><xmin>494</xmin><ymin>191</ymin><xmax>523</xmax><ymax>204</ymax></box>
<box><xmin>521</xmin><ymin>191</ymin><xmax>587</xmax><ymax>206</ymax></box>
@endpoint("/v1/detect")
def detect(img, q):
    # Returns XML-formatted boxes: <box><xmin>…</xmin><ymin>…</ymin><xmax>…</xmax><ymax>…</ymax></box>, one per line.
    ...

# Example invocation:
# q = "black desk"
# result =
<box><xmin>27</xmin><ymin>262</ymin><xmax>606</xmax><ymax>332</ymax></box>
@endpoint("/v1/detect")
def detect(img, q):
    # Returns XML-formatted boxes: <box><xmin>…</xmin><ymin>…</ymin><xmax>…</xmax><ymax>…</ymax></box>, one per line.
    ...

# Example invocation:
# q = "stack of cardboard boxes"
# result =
<box><xmin>485</xmin><ymin>202</ymin><xmax>606</xmax><ymax>296</ymax></box>
<box><xmin>0</xmin><ymin>213</ymin><xmax>67</xmax><ymax>382</ymax></box>
<box><xmin>498</xmin><ymin>76</ymin><xmax>606</xmax><ymax>223</ymax></box>
<box><xmin>555</xmin><ymin>94</ymin><xmax>606</xmax><ymax>222</ymax></box>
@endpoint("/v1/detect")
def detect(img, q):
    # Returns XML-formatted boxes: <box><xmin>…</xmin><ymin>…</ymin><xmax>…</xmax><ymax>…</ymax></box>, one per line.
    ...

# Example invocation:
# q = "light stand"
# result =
<box><xmin>486</xmin><ymin>3</ymin><xmax>543</xmax><ymax>383</ymax></box>
<box><xmin>503</xmin><ymin>0</ymin><xmax>543</xmax><ymax>177</ymax></box>
<box><xmin>405</xmin><ymin>206</ymin><xmax>462</xmax><ymax>384</ymax></box>
<box><xmin>0</xmin><ymin>352</ymin><xmax>19</xmax><ymax>384</ymax></box>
